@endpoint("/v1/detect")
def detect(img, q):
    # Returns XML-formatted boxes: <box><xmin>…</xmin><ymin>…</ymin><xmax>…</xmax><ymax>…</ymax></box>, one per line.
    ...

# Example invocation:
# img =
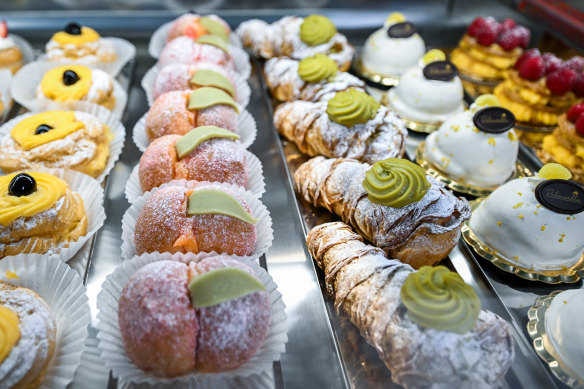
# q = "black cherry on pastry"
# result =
<box><xmin>64</xmin><ymin>22</ymin><xmax>82</xmax><ymax>35</ymax></box>
<box><xmin>8</xmin><ymin>173</ymin><xmax>37</xmax><ymax>197</ymax></box>
<box><xmin>62</xmin><ymin>70</ymin><xmax>80</xmax><ymax>86</ymax></box>
<box><xmin>35</xmin><ymin>124</ymin><xmax>53</xmax><ymax>135</ymax></box>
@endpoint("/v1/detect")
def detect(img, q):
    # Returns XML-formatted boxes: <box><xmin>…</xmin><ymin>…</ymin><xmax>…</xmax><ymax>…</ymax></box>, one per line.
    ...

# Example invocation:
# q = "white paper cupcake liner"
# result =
<box><xmin>96</xmin><ymin>251</ymin><xmax>287</xmax><ymax>388</ymax></box>
<box><xmin>149</xmin><ymin>18</ymin><xmax>243</xmax><ymax>60</ymax></box>
<box><xmin>12</xmin><ymin>34</ymin><xmax>36</xmax><ymax>66</ymax></box>
<box><xmin>0</xmin><ymin>69</ymin><xmax>12</xmax><ymax>122</ymax></box>
<box><xmin>141</xmin><ymin>64</ymin><xmax>251</xmax><ymax>108</ymax></box>
<box><xmin>0</xmin><ymin>101</ymin><xmax>125</xmax><ymax>183</ymax></box>
<box><xmin>125</xmin><ymin>149</ymin><xmax>265</xmax><ymax>203</ymax></box>
<box><xmin>1</xmin><ymin>168</ymin><xmax>105</xmax><ymax>262</ymax></box>
<box><xmin>40</xmin><ymin>37</ymin><xmax>136</xmax><ymax>77</ymax></box>
<box><xmin>11</xmin><ymin>60</ymin><xmax>128</xmax><ymax>119</ymax></box>
<box><xmin>132</xmin><ymin>108</ymin><xmax>257</xmax><ymax>152</ymax></box>
<box><xmin>70</xmin><ymin>336</ymin><xmax>111</xmax><ymax>389</ymax></box>
<box><xmin>121</xmin><ymin>181</ymin><xmax>273</xmax><ymax>261</ymax></box>
<box><xmin>0</xmin><ymin>254</ymin><xmax>91</xmax><ymax>389</ymax></box>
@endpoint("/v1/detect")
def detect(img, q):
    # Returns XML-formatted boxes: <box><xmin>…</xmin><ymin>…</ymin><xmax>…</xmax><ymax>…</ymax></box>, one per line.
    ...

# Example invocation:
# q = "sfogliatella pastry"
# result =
<box><xmin>387</xmin><ymin>49</ymin><xmax>464</xmax><ymax>128</ymax></box>
<box><xmin>0</xmin><ymin>280</ymin><xmax>56</xmax><ymax>388</ymax></box>
<box><xmin>360</xmin><ymin>13</ymin><xmax>425</xmax><ymax>80</ymax></box>
<box><xmin>152</xmin><ymin>62</ymin><xmax>239</xmax><ymax>103</ymax></box>
<box><xmin>0</xmin><ymin>21</ymin><xmax>23</xmax><ymax>74</ymax></box>
<box><xmin>451</xmin><ymin>17</ymin><xmax>530</xmax><ymax>96</ymax></box>
<box><xmin>0</xmin><ymin>172</ymin><xmax>88</xmax><ymax>258</ymax></box>
<box><xmin>295</xmin><ymin>157</ymin><xmax>471</xmax><ymax>268</ymax></box>
<box><xmin>539</xmin><ymin>102</ymin><xmax>584</xmax><ymax>182</ymax></box>
<box><xmin>158</xmin><ymin>35</ymin><xmax>235</xmax><ymax>72</ymax></box>
<box><xmin>469</xmin><ymin>163</ymin><xmax>584</xmax><ymax>271</ymax></box>
<box><xmin>45</xmin><ymin>22</ymin><xmax>117</xmax><ymax>64</ymax></box>
<box><xmin>36</xmin><ymin>64</ymin><xmax>116</xmax><ymax>110</ymax></box>
<box><xmin>145</xmin><ymin>87</ymin><xmax>239</xmax><ymax>142</ymax></box>
<box><xmin>306</xmin><ymin>222</ymin><xmax>515</xmax><ymax>389</ymax></box>
<box><xmin>545</xmin><ymin>289</ymin><xmax>584</xmax><ymax>384</ymax></box>
<box><xmin>263</xmin><ymin>54</ymin><xmax>365</xmax><ymax>102</ymax></box>
<box><xmin>166</xmin><ymin>14</ymin><xmax>231</xmax><ymax>44</ymax></box>
<box><xmin>139</xmin><ymin>126</ymin><xmax>248</xmax><ymax>193</ymax></box>
<box><xmin>0</xmin><ymin>110</ymin><xmax>112</xmax><ymax>178</ymax></box>
<box><xmin>423</xmin><ymin>94</ymin><xmax>519</xmax><ymax>188</ymax></box>
<box><xmin>134</xmin><ymin>183</ymin><xmax>257</xmax><ymax>256</ymax></box>
<box><xmin>236</xmin><ymin>15</ymin><xmax>354</xmax><ymax>71</ymax></box>
<box><xmin>274</xmin><ymin>89</ymin><xmax>407</xmax><ymax>163</ymax></box>
<box><xmin>118</xmin><ymin>257</ymin><xmax>270</xmax><ymax>377</ymax></box>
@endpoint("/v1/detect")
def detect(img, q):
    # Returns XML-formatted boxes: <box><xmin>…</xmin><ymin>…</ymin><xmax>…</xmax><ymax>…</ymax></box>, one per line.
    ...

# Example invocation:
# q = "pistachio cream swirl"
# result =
<box><xmin>297</xmin><ymin>54</ymin><xmax>338</xmax><ymax>83</ymax></box>
<box><xmin>362</xmin><ymin>158</ymin><xmax>430</xmax><ymax>207</ymax></box>
<box><xmin>299</xmin><ymin>15</ymin><xmax>337</xmax><ymax>46</ymax></box>
<box><xmin>400</xmin><ymin>266</ymin><xmax>481</xmax><ymax>334</ymax></box>
<box><xmin>326</xmin><ymin>89</ymin><xmax>380</xmax><ymax>127</ymax></box>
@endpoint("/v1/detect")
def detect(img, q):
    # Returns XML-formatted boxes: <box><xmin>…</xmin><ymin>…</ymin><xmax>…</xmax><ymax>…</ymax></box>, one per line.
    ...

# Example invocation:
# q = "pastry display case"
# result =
<box><xmin>0</xmin><ymin>0</ymin><xmax>583</xmax><ymax>388</ymax></box>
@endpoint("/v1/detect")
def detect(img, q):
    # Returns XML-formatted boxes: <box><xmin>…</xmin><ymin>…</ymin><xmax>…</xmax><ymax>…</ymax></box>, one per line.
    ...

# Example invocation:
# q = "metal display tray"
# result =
<box><xmin>3</xmin><ymin>10</ymin><xmax>581</xmax><ymax>389</ymax></box>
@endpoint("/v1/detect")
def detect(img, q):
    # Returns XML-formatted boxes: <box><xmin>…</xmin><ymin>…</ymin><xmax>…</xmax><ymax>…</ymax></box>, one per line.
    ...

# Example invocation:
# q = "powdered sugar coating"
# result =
<box><xmin>45</xmin><ymin>38</ymin><xmax>117</xmax><ymax>64</ymax></box>
<box><xmin>145</xmin><ymin>90</ymin><xmax>238</xmax><ymax>142</ymax></box>
<box><xmin>188</xmin><ymin>257</ymin><xmax>271</xmax><ymax>373</ymax></box>
<box><xmin>118</xmin><ymin>260</ymin><xmax>198</xmax><ymax>378</ymax></box>
<box><xmin>166</xmin><ymin>14</ymin><xmax>231</xmax><ymax>43</ymax></box>
<box><xmin>139</xmin><ymin>134</ymin><xmax>248</xmax><ymax>192</ymax></box>
<box><xmin>158</xmin><ymin>36</ymin><xmax>235</xmax><ymax>70</ymax></box>
<box><xmin>152</xmin><ymin>62</ymin><xmax>237</xmax><ymax>102</ymax></box>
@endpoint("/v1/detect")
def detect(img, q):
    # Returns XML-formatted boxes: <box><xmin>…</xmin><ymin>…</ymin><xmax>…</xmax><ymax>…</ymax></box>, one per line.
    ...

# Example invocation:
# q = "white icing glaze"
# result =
<box><xmin>0</xmin><ymin>36</ymin><xmax>17</xmax><ymax>50</ymax></box>
<box><xmin>388</xmin><ymin>62</ymin><xmax>464</xmax><ymax>124</ymax></box>
<box><xmin>469</xmin><ymin>177</ymin><xmax>584</xmax><ymax>270</ymax></box>
<box><xmin>45</xmin><ymin>38</ymin><xmax>116</xmax><ymax>64</ymax></box>
<box><xmin>425</xmin><ymin>105</ymin><xmax>518</xmax><ymax>187</ymax></box>
<box><xmin>546</xmin><ymin>289</ymin><xmax>584</xmax><ymax>382</ymax></box>
<box><xmin>362</xmin><ymin>27</ymin><xmax>425</xmax><ymax>77</ymax></box>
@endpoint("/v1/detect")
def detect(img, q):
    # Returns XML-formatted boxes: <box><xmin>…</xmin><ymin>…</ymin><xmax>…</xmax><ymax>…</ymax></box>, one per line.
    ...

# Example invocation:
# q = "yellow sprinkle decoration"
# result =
<box><xmin>513</xmin><ymin>202</ymin><xmax>524</xmax><ymax>209</ymax></box>
<box><xmin>488</xmin><ymin>160</ymin><xmax>494</xmax><ymax>164</ymax></box>
<box><xmin>497</xmin><ymin>221</ymin><xmax>502</xmax><ymax>226</ymax></box>
<box><xmin>513</xmin><ymin>256</ymin><xmax>519</xmax><ymax>260</ymax></box>
<box><xmin>5</xmin><ymin>271</ymin><xmax>18</xmax><ymax>280</ymax></box>
<box><xmin>488</xmin><ymin>137</ymin><xmax>496</xmax><ymax>146</ymax></box>
<box><xmin>507</xmin><ymin>132</ymin><xmax>517</xmax><ymax>141</ymax></box>
<box><xmin>559</xmin><ymin>234</ymin><xmax>565</xmax><ymax>243</ymax></box>
<box><xmin>518</xmin><ymin>214</ymin><xmax>524</xmax><ymax>219</ymax></box>
<box><xmin>541</xmin><ymin>225</ymin><xmax>546</xmax><ymax>231</ymax></box>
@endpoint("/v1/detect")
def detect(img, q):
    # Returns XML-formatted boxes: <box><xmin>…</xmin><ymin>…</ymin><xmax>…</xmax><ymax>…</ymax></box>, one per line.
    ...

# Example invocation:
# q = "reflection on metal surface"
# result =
<box><xmin>352</xmin><ymin>57</ymin><xmax>400</xmax><ymax>87</ymax></box>
<box><xmin>415</xmin><ymin>141</ymin><xmax>533</xmax><ymax>197</ymax></box>
<box><xmin>527</xmin><ymin>291</ymin><xmax>584</xmax><ymax>388</ymax></box>
<box><xmin>462</xmin><ymin>201</ymin><xmax>584</xmax><ymax>284</ymax></box>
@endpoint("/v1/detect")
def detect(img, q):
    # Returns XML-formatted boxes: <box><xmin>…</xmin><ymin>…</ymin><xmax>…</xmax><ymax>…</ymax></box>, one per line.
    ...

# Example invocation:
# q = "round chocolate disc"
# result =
<box><xmin>423</xmin><ymin>60</ymin><xmax>458</xmax><ymax>81</ymax></box>
<box><xmin>535</xmin><ymin>179</ymin><xmax>584</xmax><ymax>215</ymax></box>
<box><xmin>387</xmin><ymin>22</ymin><xmax>417</xmax><ymax>39</ymax></box>
<box><xmin>472</xmin><ymin>107</ymin><xmax>516</xmax><ymax>134</ymax></box>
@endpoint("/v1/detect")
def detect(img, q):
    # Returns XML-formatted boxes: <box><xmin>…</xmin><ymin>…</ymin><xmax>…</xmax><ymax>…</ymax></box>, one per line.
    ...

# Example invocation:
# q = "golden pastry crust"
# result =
<box><xmin>0</xmin><ymin>46</ymin><xmax>23</xmax><ymax>74</ymax></box>
<box><xmin>538</xmin><ymin>114</ymin><xmax>584</xmax><ymax>182</ymax></box>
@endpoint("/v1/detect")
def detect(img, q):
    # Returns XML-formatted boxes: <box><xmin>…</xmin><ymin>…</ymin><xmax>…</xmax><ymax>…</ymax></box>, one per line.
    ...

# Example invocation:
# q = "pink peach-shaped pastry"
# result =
<box><xmin>134</xmin><ymin>184</ymin><xmax>257</xmax><ymax>256</ymax></box>
<box><xmin>139</xmin><ymin>134</ymin><xmax>248</xmax><ymax>193</ymax></box>
<box><xmin>152</xmin><ymin>62</ymin><xmax>237</xmax><ymax>102</ymax></box>
<box><xmin>166</xmin><ymin>14</ymin><xmax>231</xmax><ymax>43</ymax></box>
<box><xmin>145</xmin><ymin>89</ymin><xmax>239</xmax><ymax>142</ymax></box>
<box><xmin>158</xmin><ymin>36</ymin><xmax>234</xmax><ymax>70</ymax></box>
<box><xmin>188</xmin><ymin>256</ymin><xmax>271</xmax><ymax>373</ymax></box>
<box><xmin>118</xmin><ymin>260</ymin><xmax>198</xmax><ymax>378</ymax></box>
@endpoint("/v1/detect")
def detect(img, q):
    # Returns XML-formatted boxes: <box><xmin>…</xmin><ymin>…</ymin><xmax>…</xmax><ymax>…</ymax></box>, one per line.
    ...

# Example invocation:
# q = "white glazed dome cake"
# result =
<box><xmin>469</xmin><ymin>164</ymin><xmax>584</xmax><ymax>271</ymax></box>
<box><xmin>361</xmin><ymin>13</ymin><xmax>425</xmax><ymax>78</ymax></box>
<box><xmin>424</xmin><ymin>95</ymin><xmax>519</xmax><ymax>187</ymax></box>
<box><xmin>546</xmin><ymin>289</ymin><xmax>584</xmax><ymax>383</ymax></box>
<box><xmin>388</xmin><ymin>49</ymin><xmax>464</xmax><ymax>125</ymax></box>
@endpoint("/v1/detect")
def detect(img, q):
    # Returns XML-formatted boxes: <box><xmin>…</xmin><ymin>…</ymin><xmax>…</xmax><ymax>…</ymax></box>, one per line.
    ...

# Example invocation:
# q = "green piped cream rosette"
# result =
<box><xmin>96</xmin><ymin>251</ymin><xmax>286</xmax><ymax>388</ymax></box>
<box><xmin>326</xmin><ymin>88</ymin><xmax>381</xmax><ymax>127</ymax></box>
<box><xmin>121</xmin><ymin>181</ymin><xmax>273</xmax><ymax>262</ymax></box>
<box><xmin>0</xmin><ymin>254</ymin><xmax>90</xmax><ymax>388</ymax></box>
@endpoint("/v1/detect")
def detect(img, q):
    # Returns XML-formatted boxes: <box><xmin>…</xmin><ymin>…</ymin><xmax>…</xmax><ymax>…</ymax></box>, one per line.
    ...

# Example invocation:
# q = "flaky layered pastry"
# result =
<box><xmin>294</xmin><ymin>157</ymin><xmax>470</xmax><ymax>267</ymax></box>
<box><xmin>275</xmin><ymin>101</ymin><xmax>407</xmax><ymax>164</ymax></box>
<box><xmin>306</xmin><ymin>221</ymin><xmax>515</xmax><ymax>389</ymax></box>
<box><xmin>539</xmin><ymin>114</ymin><xmax>584</xmax><ymax>182</ymax></box>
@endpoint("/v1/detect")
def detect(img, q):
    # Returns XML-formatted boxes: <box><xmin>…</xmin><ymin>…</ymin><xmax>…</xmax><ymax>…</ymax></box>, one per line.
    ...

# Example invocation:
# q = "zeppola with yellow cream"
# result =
<box><xmin>0</xmin><ymin>172</ymin><xmax>87</xmax><ymax>258</ymax></box>
<box><xmin>45</xmin><ymin>22</ymin><xmax>117</xmax><ymax>64</ymax></box>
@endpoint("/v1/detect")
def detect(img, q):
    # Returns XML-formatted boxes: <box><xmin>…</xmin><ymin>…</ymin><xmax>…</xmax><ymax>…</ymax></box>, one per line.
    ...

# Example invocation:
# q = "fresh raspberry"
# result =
<box><xmin>514</xmin><ymin>48</ymin><xmax>540</xmax><ymax>70</ymax></box>
<box><xmin>563</xmin><ymin>56</ymin><xmax>584</xmax><ymax>73</ymax></box>
<box><xmin>518</xmin><ymin>56</ymin><xmax>545</xmax><ymax>81</ymax></box>
<box><xmin>513</xmin><ymin>26</ymin><xmax>531</xmax><ymax>49</ymax></box>
<box><xmin>467</xmin><ymin>17</ymin><xmax>486</xmax><ymax>37</ymax></box>
<box><xmin>476</xmin><ymin>24</ymin><xmax>498</xmax><ymax>46</ymax></box>
<box><xmin>576</xmin><ymin>114</ymin><xmax>584</xmax><ymax>137</ymax></box>
<box><xmin>546</xmin><ymin>67</ymin><xmax>576</xmax><ymax>95</ymax></box>
<box><xmin>497</xmin><ymin>29</ymin><xmax>521</xmax><ymax>51</ymax></box>
<box><xmin>0</xmin><ymin>21</ymin><xmax>7</xmax><ymax>39</ymax></box>
<box><xmin>566</xmin><ymin>102</ymin><xmax>584</xmax><ymax>123</ymax></box>
<box><xmin>500</xmin><ymin>18</ymin><xmax>516</xmax><ymax>32</ymax></box>
<box><xmin>542</xmin><ymin>53</ymin><xmax>563</xmax><ymax>75</ymax></box>
<box><xmin>572</xmin><ymin>72</ymin><xmax>584</xmax><ymax>97</ymax></box>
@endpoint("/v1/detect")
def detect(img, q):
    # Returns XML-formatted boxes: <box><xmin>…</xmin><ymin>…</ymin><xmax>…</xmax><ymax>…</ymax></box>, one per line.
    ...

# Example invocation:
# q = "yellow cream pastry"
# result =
<box><xmin>45</xmin><ymin>22</ymin><xmax>116</xmax><ymax>64</ymax></box>
<box><xmin>0</xmin><ymin>110</ymin><xmax>112</xmax><ymax>178</ymax></box>
<box><xmin>0</xmin><ymin>21</ymin><xmax>23</xmax><ymax>74</ymax></box>
<box><xmin>0</xmin><ymin>281</ymin><xmax>56</xmax><ymax>388</ymax></box>
<box><xmin>36</xmin><ymin>64</ymin><xmax>116</xmax><ymax>111</ymax></box>
<box><xmin>0</xmin><ymin>172</ymin><xmax>87</xmax><ymax>258</ymax></box>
